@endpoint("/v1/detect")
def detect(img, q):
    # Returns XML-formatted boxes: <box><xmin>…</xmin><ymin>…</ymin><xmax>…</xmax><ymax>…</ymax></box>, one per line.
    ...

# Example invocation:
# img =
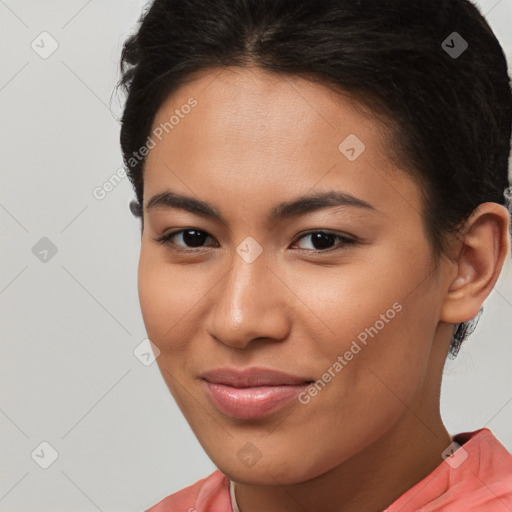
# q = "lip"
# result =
<box><xmin>200</xmin><ymin>367</ymin><xmax>314</xmax><ymax>419</ymax></box>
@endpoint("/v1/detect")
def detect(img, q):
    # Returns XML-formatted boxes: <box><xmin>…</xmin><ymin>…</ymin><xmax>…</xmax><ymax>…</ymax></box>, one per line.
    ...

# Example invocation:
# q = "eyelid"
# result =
<box><xmin>154</xmin><ymin>228</ymin><xmax>357</xmax><ymax>253</ymax></box>
<box><xmin>154</xmin><ymin>228</ymin><xmax>217</xmax><ymax>252</ymax></box>
<box><xmin>291</xmin><ymin>230</ymin><xmax>356</xmax><ymax>252</ymax></box>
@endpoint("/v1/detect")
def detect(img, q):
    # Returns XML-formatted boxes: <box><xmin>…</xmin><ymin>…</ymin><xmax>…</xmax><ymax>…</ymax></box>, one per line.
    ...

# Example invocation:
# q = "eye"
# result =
<box><xmin>154</xmin><ymin>228</ymin><xmax>217</xmax><ymax>251</ymax></box>
<box><xmin>292</xmin><ymin>231</ymin><xmax>356</xmax><ymax>252</ymax></box>
<box><xmin>154</xmin><ymin>228</ymin><xmax>355</xmax><ymax>253</ymax></box>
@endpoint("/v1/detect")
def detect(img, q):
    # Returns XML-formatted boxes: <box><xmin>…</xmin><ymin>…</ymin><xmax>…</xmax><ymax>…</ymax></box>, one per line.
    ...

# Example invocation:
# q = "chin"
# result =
<box><xmin>220</xmin><ymin>464</ymin><xmax>307</xmax><ymax>486</ymax></box>
<box><xmin>208</xmin><ymin>445</ymin><xmax>329</xmax><ymax>486</ymax></box>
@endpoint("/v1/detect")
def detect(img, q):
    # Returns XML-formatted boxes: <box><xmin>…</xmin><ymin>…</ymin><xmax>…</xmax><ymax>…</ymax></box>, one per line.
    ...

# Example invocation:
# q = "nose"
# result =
<box><xmin>206</xmin><ymin>248</ymin><xmax>291</xmax><ymax>350</ymax></box>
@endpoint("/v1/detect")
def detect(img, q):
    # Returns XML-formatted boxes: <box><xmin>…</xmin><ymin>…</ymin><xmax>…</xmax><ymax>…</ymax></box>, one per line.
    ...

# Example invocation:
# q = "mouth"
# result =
<box><xmin>200</xmin><ymin>367</ymin><xmax>315</xmax><ymax>420</ymax></box>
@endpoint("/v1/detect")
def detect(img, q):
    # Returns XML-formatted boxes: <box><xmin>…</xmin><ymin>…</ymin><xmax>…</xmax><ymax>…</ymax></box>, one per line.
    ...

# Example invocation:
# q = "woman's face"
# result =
<box><xmin>138</xmin><ymin>66</ymin><xmax>453</xmax><ymax>484</ymax></box>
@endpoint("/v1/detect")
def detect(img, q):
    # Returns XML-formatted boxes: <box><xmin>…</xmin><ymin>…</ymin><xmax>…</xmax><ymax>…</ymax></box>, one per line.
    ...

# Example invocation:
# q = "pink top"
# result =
<box><xmin>146</xmin><ymin>428</ymin><xmax>512</xmax><ymax>511</ymax></box>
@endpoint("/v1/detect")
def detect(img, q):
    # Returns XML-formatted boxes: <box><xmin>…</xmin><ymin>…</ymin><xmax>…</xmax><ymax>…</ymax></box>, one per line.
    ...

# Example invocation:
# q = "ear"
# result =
<box><xmin>440</xmin><ymin>202</ymin><xmax>511</xmax><ymax>324</ymax></box>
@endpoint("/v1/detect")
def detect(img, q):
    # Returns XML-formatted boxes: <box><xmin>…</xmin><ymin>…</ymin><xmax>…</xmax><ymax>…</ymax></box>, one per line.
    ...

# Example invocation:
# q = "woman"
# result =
<box><xmin>118</xmin><ymin>0</ymin><xmax>512</xmax><ymax>510</ymax></box>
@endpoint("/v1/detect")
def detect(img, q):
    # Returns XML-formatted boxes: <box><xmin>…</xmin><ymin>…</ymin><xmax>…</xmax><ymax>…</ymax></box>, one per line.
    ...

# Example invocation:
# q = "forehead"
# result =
<box><xmin>143</xmin><ymin>65</ymin><xmax>422</xmax><ymax>224</ymax></box>
<box><xmin>150</xmin><ymin>65</ymin><xmax>387</xmax><ymax>158</ymax></box>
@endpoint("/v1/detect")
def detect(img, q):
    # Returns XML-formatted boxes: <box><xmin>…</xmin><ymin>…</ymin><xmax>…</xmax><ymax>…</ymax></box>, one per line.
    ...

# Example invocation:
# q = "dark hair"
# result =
<box><xmin>118</xmin><ymin>0</ymin><xmax>512</xmax><ymax>358</ymax></box>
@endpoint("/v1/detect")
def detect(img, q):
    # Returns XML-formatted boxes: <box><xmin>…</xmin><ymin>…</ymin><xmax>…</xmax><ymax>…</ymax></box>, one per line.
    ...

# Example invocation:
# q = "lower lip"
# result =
<box><xmin>202</xmin><ymin>380</ymin><xmax>309</xmax><ymax>419</ymax></box>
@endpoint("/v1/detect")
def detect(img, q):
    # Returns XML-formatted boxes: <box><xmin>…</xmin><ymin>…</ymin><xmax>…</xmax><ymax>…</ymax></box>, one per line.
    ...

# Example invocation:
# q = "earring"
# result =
<box><xmin>504</xmin><ymin>184</ymin><xmax>512</xmax><ymax>213</ymax></box>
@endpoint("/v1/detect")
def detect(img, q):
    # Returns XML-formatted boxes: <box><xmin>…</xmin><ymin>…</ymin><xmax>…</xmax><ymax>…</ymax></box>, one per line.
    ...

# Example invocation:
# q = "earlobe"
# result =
<box><xmin>440</xmin><ymin>202</ymin><xmax>510</xmax><ymax>324</ymax></box>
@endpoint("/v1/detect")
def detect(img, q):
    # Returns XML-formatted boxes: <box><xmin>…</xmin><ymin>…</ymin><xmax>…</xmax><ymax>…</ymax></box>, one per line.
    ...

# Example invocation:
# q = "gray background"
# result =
<box><xmin>0</xmin><ymin>1</ymin><xmax>511</xmax><ymax>511</ymax></box>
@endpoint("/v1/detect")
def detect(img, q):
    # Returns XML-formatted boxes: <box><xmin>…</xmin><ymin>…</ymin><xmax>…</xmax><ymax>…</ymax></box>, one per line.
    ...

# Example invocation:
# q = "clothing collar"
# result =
<box><xmin>229</xmin><ymin>479</ymin><xmax>240</xmax><ymax>512</ymax></box>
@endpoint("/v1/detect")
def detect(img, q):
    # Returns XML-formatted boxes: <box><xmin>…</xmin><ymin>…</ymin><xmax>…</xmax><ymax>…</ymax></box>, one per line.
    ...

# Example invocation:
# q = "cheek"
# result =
<box><xmin>303</xmin><ymin>249</ymin><xmax>439</xmax><ymax>397</ymax></box>
<box><xmin>137</xmin><ymin>245</ymin><xmax>209</xmax><ymax>349</ymax></box>
<box><xmin>295</xmin><ymin>251</ymin><xmax>428</xmax><ymax>344</ymax></box>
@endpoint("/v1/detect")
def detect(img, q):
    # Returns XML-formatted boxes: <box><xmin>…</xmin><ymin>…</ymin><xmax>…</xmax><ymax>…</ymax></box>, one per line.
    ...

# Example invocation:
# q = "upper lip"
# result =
<box><xmin>200</xmin><ymin>367</ymin><xmax>314</xmax><ymax>388</ymax></box>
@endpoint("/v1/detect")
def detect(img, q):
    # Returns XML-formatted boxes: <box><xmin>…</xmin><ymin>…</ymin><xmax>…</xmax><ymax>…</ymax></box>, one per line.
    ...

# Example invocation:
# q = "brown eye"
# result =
<box><xmin>293</xmin><ymin>231</ymin><xmax>356</xmax><ymax>252</ymax></box>
<box><xmin>155</xmin><ymin>228</ymin><xmax>216</xmax><ymax>250</ymax></box>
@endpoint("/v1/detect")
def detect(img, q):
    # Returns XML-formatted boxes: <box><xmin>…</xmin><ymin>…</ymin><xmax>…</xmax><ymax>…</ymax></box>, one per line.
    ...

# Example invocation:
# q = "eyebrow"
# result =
<box><xmin>145</xmin><ymin>189</ymin><xmax>377</xmax><ymax>223</ymax></box>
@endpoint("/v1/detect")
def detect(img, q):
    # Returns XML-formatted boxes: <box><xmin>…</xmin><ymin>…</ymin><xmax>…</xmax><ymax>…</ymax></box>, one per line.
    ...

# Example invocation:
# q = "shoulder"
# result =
<box><xmin>387</xmin><ymin>428</ymin><xmax>512</xmax><ymax>511</ymax></box>
<box><xmin>456</xmin><ymin>428</ymin><xmax>512</xmax><ymax>489</ymax></box>
<box><xmin>145</xmin><ymin>470</ymin><xmax>232</xmax><ymax>512</ymax></box>
<box><xmin>442</xmin><ymin>428</ymin><xmax>512</xmax><ymax>509</ymax></box>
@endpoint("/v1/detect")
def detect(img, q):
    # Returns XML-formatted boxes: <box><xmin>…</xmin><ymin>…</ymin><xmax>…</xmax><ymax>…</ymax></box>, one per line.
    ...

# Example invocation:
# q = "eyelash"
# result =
<box><xmin>153</xmin><ymin>228</ymin><xmax>356</xmax><ymax>254</ymax></box>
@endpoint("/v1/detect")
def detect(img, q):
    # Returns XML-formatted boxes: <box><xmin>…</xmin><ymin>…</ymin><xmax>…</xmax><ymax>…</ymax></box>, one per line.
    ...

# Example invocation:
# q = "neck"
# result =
<box><xmin>233</xmin><ymin>411</ymin><xmax>451</xmax><ymax>512</ymax></box>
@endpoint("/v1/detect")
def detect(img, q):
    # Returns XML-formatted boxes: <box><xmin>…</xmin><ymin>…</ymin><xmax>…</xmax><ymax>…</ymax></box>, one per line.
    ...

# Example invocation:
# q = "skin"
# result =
<box><xmin>137</xmin><ymin>65</ymin><xmax>510</xmax><ymax>512</ymax></box>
